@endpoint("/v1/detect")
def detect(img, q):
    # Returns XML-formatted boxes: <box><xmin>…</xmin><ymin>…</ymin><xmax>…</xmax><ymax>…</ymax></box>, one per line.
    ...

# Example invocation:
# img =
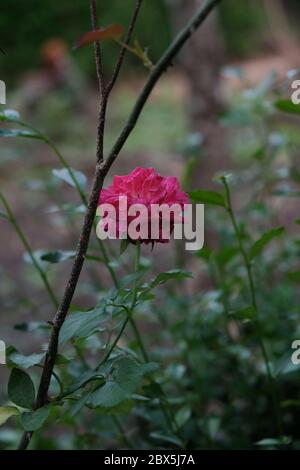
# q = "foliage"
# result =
<box><xmin>1</xmin><ymin>2</ymin><xmax>300</xmax><ymax>452</ymax></box>
<box><xmin>1</xmin><ymin>0</ymin><xmax>293</xmax><ymax>82</ymax></box>
<box><xmin>0</xmin><ymin>0</ymin><xmax>171</xmax><ymax>81</ymax></box>
<box><xmin>219</xmin><ymin>0</ymin><xmax>267</xmax><ymax>57</ymax></box>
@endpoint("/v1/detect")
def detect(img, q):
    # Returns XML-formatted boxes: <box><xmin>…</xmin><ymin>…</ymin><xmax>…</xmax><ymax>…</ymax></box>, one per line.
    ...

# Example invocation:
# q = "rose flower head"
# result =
<box><xmin>98</xmin><ymin>167</ymin><xmax>189</xmax><ymax>245</ymax></box>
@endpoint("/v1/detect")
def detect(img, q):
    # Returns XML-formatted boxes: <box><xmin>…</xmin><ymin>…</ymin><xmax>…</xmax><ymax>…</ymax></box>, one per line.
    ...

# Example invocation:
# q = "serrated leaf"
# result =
<box><xmin>249</xmin><ymin>227</ymin><xmax>285</xmax><ymax>260</ymax></box>
<box><xmin>0</xmin><ymin>129</ymin><xmax>41</xmax><ymax>139</ymax></box>
<box><xmin>0</xmin><ymin>406</ymin><xmax>19</xmax><ymax>426</ymax></box>
<box><xmin>189</xmin><ymin>189</ymin><xmax>225</xmax><ymax>207</ymax></box>
<box><xmin>74</xmin><ymin>24</ymin><xmax>124</xmax><ymax>49</ymax></box>
<box><xmin>8</xmin><ymin>368</ymin><xmax>35</xmax><ymax>409</ymax></box>
<box><xmin>52</xmin><ymin>168</ymin><xmax>87</xmax><ymax>190</ymax></box>
<box><xmin>40</xmin><ymin>250</ymin><xmax>76</xmax><ymax>264</ymax></box>
<box><xmin>21</xmin><ymin>407</ymin><xmax>50</xmax><ymax>431</ymax></box>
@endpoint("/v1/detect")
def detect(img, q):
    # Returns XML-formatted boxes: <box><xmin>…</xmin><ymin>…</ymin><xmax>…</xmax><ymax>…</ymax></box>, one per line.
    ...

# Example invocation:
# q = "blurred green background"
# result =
<box><xmin>3</xmin><ymin>0</ymin><xmax>299</xmax><ymax>82</ymax></box>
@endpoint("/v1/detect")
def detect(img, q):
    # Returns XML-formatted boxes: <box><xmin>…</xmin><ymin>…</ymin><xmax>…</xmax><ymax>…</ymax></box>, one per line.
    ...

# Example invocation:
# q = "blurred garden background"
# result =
<box><xmin>1</xmin><ymin>0</ymin><xmax>300</xmax><ymax>450</ymax></box>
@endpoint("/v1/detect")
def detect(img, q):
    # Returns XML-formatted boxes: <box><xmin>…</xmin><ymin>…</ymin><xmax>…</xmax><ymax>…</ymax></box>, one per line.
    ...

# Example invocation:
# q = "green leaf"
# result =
<box><xmin>55</xmin><ymin>354</ymin><xmax>71</xmax><ymax>365</ymax></box>
<box><xmin>48</xmin><ymin>203</ymin><xmax>86</xmax><ymax>215</ymax></box>
<box><xmin>23</xmin><ymin>249</ymin><xmax>53</xmax><ymax>270</ymax></box>
<box><xmin>275</xmin><ymin>99</ymin><xmax>300</xmax><ymax>115</ymax></box>
<box><xmin>197</xmin><ymin>246</ymin><xmax>212</xmax><ymax>262</ymax></box>
<box><xmin>132</xmin><ymin>39</ymin><xmax>153</xmax><ymax>69</ymax></box>
<box><xmin>23</xmin><ymin>249</ymin><xmax>75</xmax><ymax>269</ymax></box>
<box><xmin>255</xmin><ymin>438</ymin><xmax>278</xmax><ymax>447</ymax></box>
<box><xmin>52</xmin><ymin>168</ymin><xmax>87</xmax><ymax>190</ymax></box>
<box><xmin>253</xmin><ymin>146</ymin><xmax>266</xmax><ymax>161</ymax></box>
<box><xmin>216</xmin><ymin>246</ymin><xmax>239</xmax><ymax>266</ymax></box>
<box><xmin>70</xmin><ymin>390</ymin><xmax>93</xmax><ymax>417</ymax></box>
<box><xmin>175</xmin><ymin>405</ymin><xmax>191</xmax><ymax>428</ymax></box>
<box><xmin>40</xmin><ymin>250</ymin><xmax>76</xmax><ymax>264</ymax></box>
<box><xmin>21</xmin><ymin>407</ymin><xmax>50</xmax><ymax>431</ymax></box>
<box><xmin>89</xmin><ymin>382</ymin><xmax>129</xmax><ymax>409</ymax></box>
<box><xmin>0</xmin><ymin>406</ymin><xmax>19</xmax><ymax>426</ymax></box>
<box><xmin>231</xmin><ymin>306</ymin><xmax>256</xmax><ymax>321</ymax></box>
<box><xmin>8</xmin><ymin>368</ymin><xmax>35</xmax><ymax>409</ymax></box>
<box><xmin>150</xmin><ymin>432</ymin><xmax>183</xmax><ymax>447</ymax></box>
<box><xmin>151</xmin><ymin>270</ymin><xmax>192</xmax><ymax>288</ymax></box>
<box><xmin>9</xmin><ymin>351</ymin><xmax>45</xmax><ymax>369</ymax></box>
<box><xmin>281</xmin><ymin>400</ymin><xmax>300</xmax><ymax>408</ymax></box>
<box><xmin>59</xmin><ymin>301</ymin><xmax>107</xmax><ymax>344</ymax></box>
<box><xmin>0</xmin><ymin>109</ymin><xmax>21</xmax><ymax>122</ymax></box>
<box><xmin>189</xmin><ymin>189</ymin><xmax>225</xmax><ymax>207</ymax></box>
<box><xmin>90</xmin><ymin>400</ymin><xmax>134</xmax><ymax>416</ymax></box>
<box><xmin>276</xmin><ymin>356</ymin><xmax>300</xmax><ymax>376</ymax></box>
<box><xmin>249</xmin><ymin>227</ymin><xmax>285</xmax><ymax>260</ymax></box>
<box><xmin>89</xmin><ymin>358</ymin><xmax>157</xmax><ymax>409</ymax></box>
<box><xmin>0</xmin><ymin>129</ymin><xmax>41</xmax><ymax>139</ymax></box>
<box><xmin>14</xmin><ymin>321</ymin><xmax>48</xmax><ymax>333</ymax></box>
<box><xmin>255</xmin><ymin>436</ymin><xmax>291</xmax><ymax>447</ymax></box>
<box><xmin>64</xmin><ymin>370</ymin><xmax>105</xmax><ymax>397</ymax></box>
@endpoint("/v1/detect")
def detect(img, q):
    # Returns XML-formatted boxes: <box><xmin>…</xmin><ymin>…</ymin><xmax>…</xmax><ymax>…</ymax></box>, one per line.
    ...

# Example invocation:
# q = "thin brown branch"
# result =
<box><xmin>90</xmin><ymin>0</ymin><xmax>105</xmax><ymax>97</ymax></box>
<box><xmin>90</xmin><ymin>0</ymin><xmax>107</xmax><ymax>164</ymax></box>
<box><xmin>18</xmin><ymin>0</ymin><xmax>223</xmax><ymax>450</ymax></box>
<box><xmin>107</xmin><ymin>0</ymin><xmax>144</xmax><ymax>94</ymax></box>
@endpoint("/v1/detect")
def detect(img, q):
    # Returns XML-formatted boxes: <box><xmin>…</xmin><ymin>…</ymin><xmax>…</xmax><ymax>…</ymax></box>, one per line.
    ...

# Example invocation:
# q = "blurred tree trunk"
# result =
<box><xmin>170</xmin><ymin>0</ymin><xmax>227</xmax><ymax>188</ymax></box>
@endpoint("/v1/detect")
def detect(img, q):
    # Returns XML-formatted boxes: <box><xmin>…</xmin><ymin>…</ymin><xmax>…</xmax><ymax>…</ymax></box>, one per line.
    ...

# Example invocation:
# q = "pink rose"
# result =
<box><xmin>98</xmin><ymin>167</ymin><xmax>189</xmax><ymax>245</ymax></box>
